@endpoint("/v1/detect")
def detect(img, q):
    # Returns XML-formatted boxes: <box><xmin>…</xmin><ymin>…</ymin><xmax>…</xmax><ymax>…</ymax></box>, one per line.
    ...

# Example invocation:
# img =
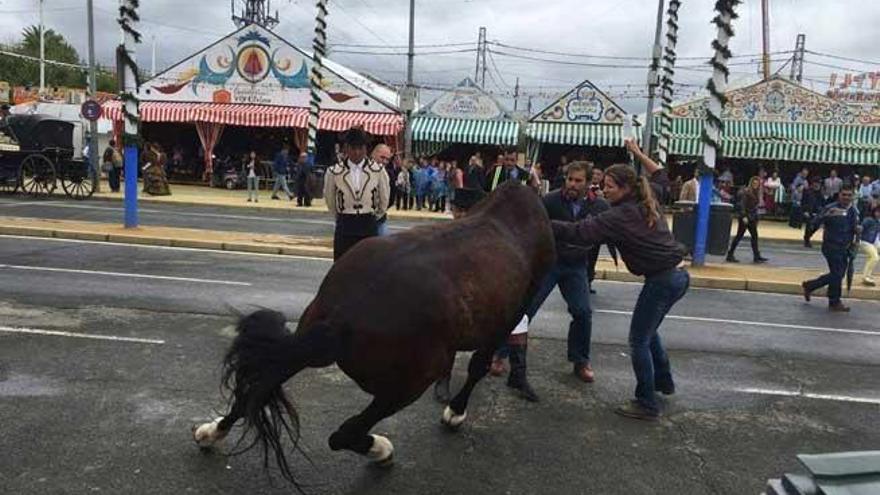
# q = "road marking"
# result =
<box><xmin>735</xmin><ymin>387</ymin><xmax>880</xmax><ymax>405</ymax></box>
<box><xmin>0</xmin><ymin>234</ymin><xmax>332</xmax><ymax>262</ymax></box>
<box><xmin>0</xmin><ymin>201</ymin><xmax>412</xmax><ymax>230</ymax></box>
<box><xmin>595</xmin><ymin>309</ymin><xmax>880</xmax><ymax>336</ymax></box>
<box><xmin>0</xmin><ymin>263</ymin><xmax>253</xmax><ymax>286</ymax></box>
<box><xmin>0</xmin><ymin>325</ymin><xmax>165</xmax><ymax>345</ymax></box>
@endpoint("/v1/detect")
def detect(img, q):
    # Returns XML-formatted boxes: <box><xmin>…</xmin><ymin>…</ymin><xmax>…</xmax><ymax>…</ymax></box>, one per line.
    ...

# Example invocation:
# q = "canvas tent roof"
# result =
<box><xmin>527</xmin><ymin>79</ymin><xmax>637</xmax><ymax>147</ymax></box>
<box><xmin>102</xmin><ymin>23</ymin><xmax>403</xmax><ymax>135</ymax></box>
<box><xmin>655</xmin><ymin>77</ymin><xmax>880</xmax><ymax>165</ymax></box>
<box><xmin>411</xmin><ymin>78</ymin><xmax>520</xmax><ymax>154</ymax></box>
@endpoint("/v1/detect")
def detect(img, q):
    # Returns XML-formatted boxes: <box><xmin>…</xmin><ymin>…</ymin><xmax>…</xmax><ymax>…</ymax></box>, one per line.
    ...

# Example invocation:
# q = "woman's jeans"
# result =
<box><xmin>630</xmin><ymin>268</ymin><xmax>690</xmax><ymax>412</ymax></box>
<box><xmin>247</xmin><ymin>176</ymin><xmax>259</xmax><ymax>201</ymax></box>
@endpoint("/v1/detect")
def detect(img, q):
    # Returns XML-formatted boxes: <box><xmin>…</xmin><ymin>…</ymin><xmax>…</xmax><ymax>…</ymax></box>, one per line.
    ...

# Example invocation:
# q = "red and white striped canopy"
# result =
<box><xmin>101</xmin><ymin>101</ymin><xmax>402</xmax><ymax>136</ymax></box>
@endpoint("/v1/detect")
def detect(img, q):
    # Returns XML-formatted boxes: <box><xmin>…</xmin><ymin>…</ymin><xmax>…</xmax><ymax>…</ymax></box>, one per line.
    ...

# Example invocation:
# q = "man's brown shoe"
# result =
<box><xmin>574</xmin><ymin>364</ymin><xmax>595</xmax><ymax>383</ymax></box>
<box><xmin>829</xmin><ymin>303</ymin><xmax>851</xmax><ymax>313</ymax></box>
<box><xmin>801</xmin><ymin>282</ymin><xmax>812</xmax><ymax>302</ymax></box>
<box><xmin>489</xmin><ymin>357</ymin><xmax>507</xmax><ymax>377</ymax></box>
<box><xmin>614</xmin><ymin>400</ymin><xmax>659</xmax><ymax>421</ymax></box>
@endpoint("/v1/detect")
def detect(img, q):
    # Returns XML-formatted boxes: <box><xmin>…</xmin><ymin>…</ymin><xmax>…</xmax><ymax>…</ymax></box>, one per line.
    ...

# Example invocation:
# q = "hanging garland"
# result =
<box><xmin>700</xmin><ymin>0</ymin><xmax>740</xmax><ymax>174</ymax></box>
<box><xmin>117</xmin><ymin>0</ymin><xmax>141</xmax><ymax>144</ymax></box>
<box><xmin>657</xmin><ymin>0</ymin><xmax>681</xmax><ymax>168</ymax></box>
<box><xmin>307</xmin><ymin>0</ymin><xmax>329</xmax><ymax>156</ymax></box>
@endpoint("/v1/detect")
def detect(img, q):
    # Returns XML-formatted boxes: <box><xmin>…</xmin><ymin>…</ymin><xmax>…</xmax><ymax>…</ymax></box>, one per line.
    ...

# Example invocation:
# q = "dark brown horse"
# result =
<box><xmin>193</xmin><ymin>181</ymin><xmax>555</xmax><ymax>486</ymax></box>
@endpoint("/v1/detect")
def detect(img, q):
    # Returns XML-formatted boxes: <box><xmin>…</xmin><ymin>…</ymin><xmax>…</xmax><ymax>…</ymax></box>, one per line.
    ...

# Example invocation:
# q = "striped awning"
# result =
<box><xmin>526</xmin><ymin>122</ymin><xmax>633</xmax><ymax>147</ymax></box>
<box><xmin>411</xmin><ymin>117</ymin><xmax>520</xmax><ymax>146</ymax></box>
<box><xmin>101</xmin><ymin>101</ymin><xmax>403</xmax><ymax>136</ymax></box>
<box><xmin>654</xmin><ymin>117</ymin><xmax>880</xmax><ymax>165</ymax></box>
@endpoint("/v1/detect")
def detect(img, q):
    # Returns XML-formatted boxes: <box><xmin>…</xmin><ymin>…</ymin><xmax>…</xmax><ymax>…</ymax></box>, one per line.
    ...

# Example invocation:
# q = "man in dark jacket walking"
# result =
<box><xmin>802</xmin><ymin>186</ymin><xmax>861</xmax><ymax>312</ymax></box>
<box><xmin>522</xmin><ymin>161</ymin><xmax>606</xmax><ymax>388</ymax></box>
<box><xmin>726</xmin><ymin>176</ymin><xmax>769</xmax><ymax>263</ymax></box>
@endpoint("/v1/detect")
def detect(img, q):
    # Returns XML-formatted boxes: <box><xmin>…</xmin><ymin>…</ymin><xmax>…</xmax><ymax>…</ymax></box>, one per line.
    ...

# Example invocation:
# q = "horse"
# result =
<box><xmin>192</xmin><ymin>181</ymin><xmax>555</xmax><ymax>486</ymax></box>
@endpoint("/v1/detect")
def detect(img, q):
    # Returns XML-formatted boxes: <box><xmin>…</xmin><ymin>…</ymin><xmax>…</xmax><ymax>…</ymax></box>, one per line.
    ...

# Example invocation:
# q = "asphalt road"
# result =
<box><xmin>1</xmin><ymin>237</ymin><xmax>879</xmax><ymax>494</ymax></box>
<box><xmin>0</xmin><ymin>195</ymin><xmax>859</xmax><ymax>271</ymax></box>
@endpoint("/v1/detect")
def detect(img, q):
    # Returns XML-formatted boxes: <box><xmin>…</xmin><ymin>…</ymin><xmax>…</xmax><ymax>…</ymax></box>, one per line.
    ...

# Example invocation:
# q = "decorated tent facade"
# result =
<box><xmin>102</xmin><ymin>23</ymin><xmax>404</xmax><ymax>176</ymax></box>
<box><xmin>655</xmin><ymin>77</ymin><xmax>880</xmax><ymax>167</ymax></box>
<box><xmin>525</xmin><ymin>80</ymin><xmax>638</xmax><ymax>173</ymax></box>
<box><xmin>410</xmin><ymin>78</ymin><xmax>520</xmax><ymax>157</ymax></box>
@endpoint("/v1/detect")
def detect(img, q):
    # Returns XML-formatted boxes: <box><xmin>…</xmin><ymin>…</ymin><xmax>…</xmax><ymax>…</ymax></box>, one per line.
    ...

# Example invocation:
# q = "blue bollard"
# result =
<box><xmin>692</xmin><ymin>172</ymin><xmax>714</xmax><ymax>266</ymax></box>
<box><xmin>124</xmin><ymin>145</ymin><xmax>138</xmax><ymax>228</ymax></box>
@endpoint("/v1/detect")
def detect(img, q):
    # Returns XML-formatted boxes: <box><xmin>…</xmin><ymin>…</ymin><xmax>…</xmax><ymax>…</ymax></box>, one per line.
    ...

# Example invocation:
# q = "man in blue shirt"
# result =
<box><xmin>802</xmin><ymin>186</ymin><xmax>861</xmax><ymax>312</ymax></box>
<box><xmin>271</xmin><ymin>144</ymin><xmax>294</xmax><ymax>201</ymax></box>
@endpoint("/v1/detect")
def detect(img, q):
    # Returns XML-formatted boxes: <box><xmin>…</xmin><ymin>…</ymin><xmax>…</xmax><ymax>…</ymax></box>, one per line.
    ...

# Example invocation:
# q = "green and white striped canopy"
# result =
<box><xmin>411</xmin><ymin>117</ymin><xmax>520</xmax><ymax>147</ymax></box>
<box><xmin>526</xmin><ymin>122</ymin><xmax>631</xmax><ymax>147</ymax></box>
<box><xmin>654</xmin><ymin>117</ymin><xmax>880</xmax><ymax>165</ymax></box>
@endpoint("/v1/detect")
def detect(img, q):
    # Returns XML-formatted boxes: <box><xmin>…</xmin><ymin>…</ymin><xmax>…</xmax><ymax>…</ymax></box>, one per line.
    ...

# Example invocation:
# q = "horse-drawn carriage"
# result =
<box><xmin>0</xmin><ymin>114</ymin><xmax>96</xmax><ymax>199</ymax></box>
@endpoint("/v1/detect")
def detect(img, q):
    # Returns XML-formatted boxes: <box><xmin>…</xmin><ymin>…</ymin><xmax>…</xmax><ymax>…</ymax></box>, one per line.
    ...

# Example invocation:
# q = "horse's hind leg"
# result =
<box><xmin>192</xmin><ymin>403</ymin><xmax>243</xmax><ymax>449</ymax></box>
<box><xmin>441</xmin><ymin>347</ymin><xmax>493</xmax><ymax>430</ymax></box>
<box><xmin>327</xmin><ymin>396</ymin><xmax>415</xmax><ymax>466</ymax></box>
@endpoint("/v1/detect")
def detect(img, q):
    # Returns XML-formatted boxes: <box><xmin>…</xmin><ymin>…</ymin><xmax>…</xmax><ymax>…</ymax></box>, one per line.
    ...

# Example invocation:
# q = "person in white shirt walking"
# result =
<box><xmin>245</xmin><ymin>151</ymin><xmax>259</xmax><ymax>203</ymax></box>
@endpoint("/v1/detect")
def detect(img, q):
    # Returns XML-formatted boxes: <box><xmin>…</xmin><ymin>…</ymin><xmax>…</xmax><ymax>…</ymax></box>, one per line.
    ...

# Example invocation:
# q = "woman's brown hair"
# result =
<box><xmin>604</xmin><ymin>164</ymin><xmax>661</xmax><ymax>229</ymax></box>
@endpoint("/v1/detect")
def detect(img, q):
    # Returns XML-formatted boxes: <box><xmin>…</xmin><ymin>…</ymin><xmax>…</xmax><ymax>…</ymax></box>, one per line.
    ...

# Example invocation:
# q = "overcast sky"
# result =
<box><xmin>1</xmin><ymin>0</ymin><xmax>877</xmax><ymax>113</ymax></box>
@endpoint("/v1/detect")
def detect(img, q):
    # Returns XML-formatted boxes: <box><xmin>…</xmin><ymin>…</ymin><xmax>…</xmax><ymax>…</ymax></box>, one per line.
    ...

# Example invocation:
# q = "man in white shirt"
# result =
<box><xmin>324</xmin><ymin>127</ymin><xmax>390</xmax><ymax>260</ymax></box>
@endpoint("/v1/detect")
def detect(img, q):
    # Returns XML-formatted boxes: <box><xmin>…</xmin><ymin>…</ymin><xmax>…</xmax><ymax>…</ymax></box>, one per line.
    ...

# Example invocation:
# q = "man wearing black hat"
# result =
<box><xmin>323</xmin><ymin>127</ymin><xmax>390</xmax><ymax>260</ymax></box>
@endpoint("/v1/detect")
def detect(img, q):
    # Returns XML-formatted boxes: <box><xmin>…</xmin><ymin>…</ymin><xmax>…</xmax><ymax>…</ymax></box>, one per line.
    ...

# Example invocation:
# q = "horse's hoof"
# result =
<box><xmin>366</xmin><ymin>434</ymin><xmax>394</xmax><ymax>465</ymax></box>
<box><xmin>441</xmin><ymin>405</ymin><xmax>467</xmax><ymax>430</ymax></box>
<box><xmin>192</xmin><ymin>417</ymin><xmax>226</xmax><ymax>448</ymax></box>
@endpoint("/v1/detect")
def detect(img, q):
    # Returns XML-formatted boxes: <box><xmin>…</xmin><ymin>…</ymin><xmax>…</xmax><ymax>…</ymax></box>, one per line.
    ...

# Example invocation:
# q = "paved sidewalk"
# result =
<box><xmin>80</xmin><ymin>180</ymin><xmax>816</xmax><ymax>243</ymax></box>
<box><xmin>2</xmin><ymin>215</ymin><xmax>876</xmax><ymax>301</ymax></box>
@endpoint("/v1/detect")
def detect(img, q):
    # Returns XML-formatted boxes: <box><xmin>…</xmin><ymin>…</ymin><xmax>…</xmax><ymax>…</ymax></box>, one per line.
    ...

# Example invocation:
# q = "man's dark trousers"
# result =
<box><xmin>804</xmin><ymin>246</ymin><xmax>848</xmax><ymax>305</ymax></box>
<box><xmin>524</xmin><ymin>260</ymin><xmax>592</xmax><ymax>366</ymax></box>
<box><xmin>728</xmin><ymin>216</ymin><xmax>759</xmax><ymax>258</ymax></box>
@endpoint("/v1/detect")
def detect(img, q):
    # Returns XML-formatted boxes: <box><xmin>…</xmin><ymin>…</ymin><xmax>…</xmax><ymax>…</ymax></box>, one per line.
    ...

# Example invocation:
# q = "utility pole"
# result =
<box><xmin>761</xmin><ymin>0</ymin><xmax>770</xmax><ymax>80</ymax></box>
<box><xmin>39</xmin><ymin>0</ymin><xmax>45</xmax><ymax>95</ymax></box>
<box><xmin>151</xmin><ymin>35</ymin><xmax>157</xmax><ymax>77</ymax></box>
<box><xmin>640</xmin><ymin>0</ymin><xmax>666</xmax><ymax>165</ymax></box>
<box><xmin>87</xmin><ymin>0</ymin><xmax>99</xmax><ymax>192</ymax></box>
<box><xmin>403</xmin><ymin>0</ymin><xmax>415</xmax><ymax>159</ymax></box>
<box><xmin>790</xmin><ymin>33</ymin><xmax>806</xmax><ymax>83</ymax></box>
<box><xmin>473</xmin><ymin>27</ymin><xmax>487</xmax><ymax>88</ymax></box>
<box><xmin>656</xmin><ymin>0</ymin><xmax>681</xmax><ymax>169</ymax></box>
<box><xmin>119</xmin><ymin>0</ymin><xmax>141</xmax><ymax>228</ymax></box>
<box><xmin>513</xmin><ymin>77</ymin><xmax>520</xmax><ymax>112</ymax></box>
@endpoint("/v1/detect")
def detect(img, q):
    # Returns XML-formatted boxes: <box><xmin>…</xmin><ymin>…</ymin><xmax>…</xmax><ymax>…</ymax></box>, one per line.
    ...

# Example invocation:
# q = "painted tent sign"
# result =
<box><xmin>671</xmin><ymin>77</ymin><xmax>879</xmax><ymax>125</ymax></box>
<box><xmin>422</xmin><ymin>79</ymin><xmax>505</xmax><ymax>120</ymax></box>
<box><xmin>140</xmin><ymin>24</ymin><xmax>395</xmax><ymax>113</ymax></box>
<box><xmin>533</xmin><ymin>80</ymin><xmax>625</xmax><ymax>124</ymax></box>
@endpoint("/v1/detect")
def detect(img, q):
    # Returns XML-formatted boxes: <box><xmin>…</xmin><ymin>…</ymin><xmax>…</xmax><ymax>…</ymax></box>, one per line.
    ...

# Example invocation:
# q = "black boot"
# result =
<box><xmin>433</xmin><ymin>375</ymin><xmax>451</xmax><ymax>404</ymax></box>
<box><xmin>506</xmin><ymin>336</ymin><xmax>539</xmax><ymax>402</ymax></box>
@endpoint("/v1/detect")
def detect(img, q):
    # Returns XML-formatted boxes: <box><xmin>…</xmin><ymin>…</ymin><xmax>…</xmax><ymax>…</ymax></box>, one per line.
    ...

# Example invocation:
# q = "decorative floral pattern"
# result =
<box><xmin>674</xmin><ymin>78</ymin><xmax>879</xmax><ymax>125</ymax></box>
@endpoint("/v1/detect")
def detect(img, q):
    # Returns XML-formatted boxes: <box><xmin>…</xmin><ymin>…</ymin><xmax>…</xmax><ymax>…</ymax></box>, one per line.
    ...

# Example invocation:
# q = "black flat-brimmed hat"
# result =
<box><xmin>341</xmin><ymin>126</ymin><xmax>369</xmax><ymax>148</ymax></box>
<box><xmin>450</xmin><ymin>188</ymin><xmax>486</xmax><ymax>211</ymax></box>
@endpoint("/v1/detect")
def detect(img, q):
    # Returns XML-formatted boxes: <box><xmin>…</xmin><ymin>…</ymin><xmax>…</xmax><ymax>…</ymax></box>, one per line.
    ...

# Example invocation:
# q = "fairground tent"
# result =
<box><xmin>410</xmin><ymin>78</ymin><xmax>520</xmax><ymax>156</ymax></box>
<box><xmin>654</xmin><ymin>76</ymin><xmax>880</xmax><ymax>166</ymax></box>
<box><xmin>102</xmin><ymin>23</ymin><xmax>404</xmax><ymax>175</ymax></box>
<box><xmin>526</xmin><ymin>79</ymin><xmax>638</xmax><ymax>160</ymax></box>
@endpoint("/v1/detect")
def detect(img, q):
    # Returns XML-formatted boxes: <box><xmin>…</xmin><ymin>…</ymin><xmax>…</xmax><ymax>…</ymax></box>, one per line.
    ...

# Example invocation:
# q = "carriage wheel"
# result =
<box><xmin>61</xmin><ymin>168</ymin><xmax>96</xmax><ymax>200</ymax></box>
<box><xmin>20</xmin><ymin>154</ymin><xmax>57</xmax><ymax>197</ymax></box>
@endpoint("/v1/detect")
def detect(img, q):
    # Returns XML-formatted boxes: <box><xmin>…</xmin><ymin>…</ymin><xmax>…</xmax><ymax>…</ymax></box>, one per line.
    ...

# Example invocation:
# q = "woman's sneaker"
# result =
<box><xmin>615</xmin><ymin>400</ymin><xmax>660</xmax><ymax>421</ymax></box>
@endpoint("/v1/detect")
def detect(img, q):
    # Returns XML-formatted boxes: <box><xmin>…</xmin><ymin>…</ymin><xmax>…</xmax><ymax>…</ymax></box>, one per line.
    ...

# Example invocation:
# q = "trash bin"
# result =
<box><xmin>672</xmin><ymin>201</ymin><xmax>733</xmax><ymax>256</ymax></box>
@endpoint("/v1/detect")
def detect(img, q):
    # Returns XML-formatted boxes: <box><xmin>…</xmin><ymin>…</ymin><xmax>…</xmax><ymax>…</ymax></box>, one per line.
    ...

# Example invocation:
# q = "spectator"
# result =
<box><xmin>464</xmin><ymin>153</ymin><xmax>485</xmax><ymax>190</ymax></box>
<box><xmin>412</xmin><ymin>159</ymin><xmax>430</xmax><ymax>210</ymax></box>
<box><xmin>590</xmin><ymin>166</ymin><xmax>605</xmax><ymax>199</ymax></box>
<box><xmin>395</xmin><ymin>159</ymin><xmax>412</xmax><ymax>210</ymax></box>
<box><xmin>858</xmin><ymin>175</ymin><xmax>873</xmax><ymax>218</ymax></box>
<box><xmin>102</xmin><ymin>139</ymin><xmax>123</xmax><ymax>192</ymax></box>
<box><xmin>802</xmin><ymin>186</ymin><xmax>860</xmax><ymax>312</ymax></box>
<box><xmin>486</xmin><ymin>151</ymin><xmax>533</xmax><ymax>191</ymax></box>
<box><xmin>789</xmin><ymin>182</ymin><xmax>804</xmax><ymax>228</ymax></box>
<box><xmin>679</xmin><ymin>171</ymin><xmax>699</xmax><ymax>202</ymax></box>
<box><xmin>765</xmin><ymin>171</ymin><xmax>783</xmax><ymax>215</ymax></box>
<box><xmin>719</xmin><ymin>166</ymin><xmax>734</xmax><ymax>184</ymax></box>
<box><xmin>726</xmin><ymin>176</ymin><xmax>769</xmax><ymax>264</ymax></box>
<box><xmin>791</xmin><ymin>167</ymin><xmax>809</xmax><ymax>196</ymax></box>
<box><xmin>859</xmin><ymin>205</ymin><xmax>880</xmax><ymax>286</ymax></box>
<box><xmin>823</xmin><ymin>169</ymin><xmax>843</xmax><ymax>203</ymax></box>
<box><xmin>802</xmin><ymin>180</ymin><xmax>825</xmax><ymax>247</ymax></box>
<box><xmin>295</xmin><ymin>152</ymin><xmax>313</xmax><ymax>207</ymax></box>
<box><xmin>371</xmin><ymin>144</ymin><xmax>393</xmax><ymax>235</ymax></box>
<box><xmin>245</xmin><ymin>151</ymin><xmax>259</xmax><ymax>203</ymax></box>
<box><xmin>271</xmin><ymin>144</ymin><xmax>294</xmax><ymax>201</ymax></box>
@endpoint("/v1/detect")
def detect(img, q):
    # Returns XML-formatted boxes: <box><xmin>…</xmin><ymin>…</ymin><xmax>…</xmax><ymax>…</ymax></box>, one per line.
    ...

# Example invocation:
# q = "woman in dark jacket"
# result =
<box><xmin>551</xmin><ymin>139</ymin><xmax>688</xmax><ymax>420</ymax></box>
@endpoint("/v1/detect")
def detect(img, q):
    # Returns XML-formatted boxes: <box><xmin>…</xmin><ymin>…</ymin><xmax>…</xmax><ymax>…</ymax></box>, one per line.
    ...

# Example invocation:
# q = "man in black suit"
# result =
<box><xmin>524</xmin><ymin>161</ymin><xmax>607</xmax><ymax>384</ymax></box>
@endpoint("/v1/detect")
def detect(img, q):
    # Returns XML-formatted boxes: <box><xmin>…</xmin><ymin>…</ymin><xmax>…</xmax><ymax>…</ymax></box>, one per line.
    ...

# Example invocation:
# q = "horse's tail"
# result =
<box><xmin>221</xmin><ymin>309</ymin><xmax>337</xmax><ymax>488</ymax></box>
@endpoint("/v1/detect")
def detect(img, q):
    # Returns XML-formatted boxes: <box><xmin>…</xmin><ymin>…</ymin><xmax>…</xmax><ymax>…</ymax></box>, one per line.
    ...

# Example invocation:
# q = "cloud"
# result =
<box><xmin>1</xmin><ymin>0</ymin><xmax>876</xmax><ymax>114</ymax></box>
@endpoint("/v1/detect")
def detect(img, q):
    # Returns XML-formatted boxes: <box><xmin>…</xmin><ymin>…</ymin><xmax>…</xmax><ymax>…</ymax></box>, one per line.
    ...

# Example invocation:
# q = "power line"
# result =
<box><xmin>329</xmin><ymin>42</ymin><xmax>473</xmax><ymax>49</ymax></box>
<box><xmin>804</xmin><ymin>50</ymin><xmax>880</xmax><ymax>68</ymax></box>
<box><xmin>489</xmin><ymin>40</ymin><xmax>794</xmax><ymax>62</ymax></box>
<box><xmin>331</xmin><ymin>48</ymin><xmax>477</xmax><ymax>56</ymax></box>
